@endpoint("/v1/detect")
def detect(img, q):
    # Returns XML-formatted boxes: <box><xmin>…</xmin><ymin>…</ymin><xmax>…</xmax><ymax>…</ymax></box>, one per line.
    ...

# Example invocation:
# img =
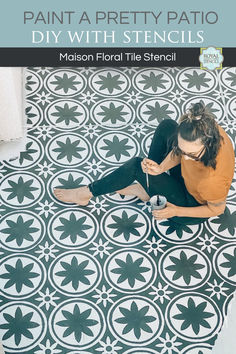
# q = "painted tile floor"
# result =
<box><xmin>0</xmin><ymin>67</ymin><xmax>236</xmax><ymax>354</ymax></box>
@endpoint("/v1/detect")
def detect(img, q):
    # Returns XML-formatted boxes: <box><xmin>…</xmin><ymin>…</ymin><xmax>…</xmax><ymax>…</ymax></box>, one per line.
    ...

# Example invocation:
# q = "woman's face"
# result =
<box><xmin>177</xmin><ymin>135</ymin><xmax>205</xmax><ymax>161</ymax></box>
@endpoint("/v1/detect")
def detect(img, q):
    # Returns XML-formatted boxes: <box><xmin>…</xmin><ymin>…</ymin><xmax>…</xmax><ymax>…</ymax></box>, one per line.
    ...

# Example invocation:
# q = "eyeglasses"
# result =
<box><xmin>175</xmin><ymin>145</ymin><xmax>206</xmax><ymax>161</ymax></box>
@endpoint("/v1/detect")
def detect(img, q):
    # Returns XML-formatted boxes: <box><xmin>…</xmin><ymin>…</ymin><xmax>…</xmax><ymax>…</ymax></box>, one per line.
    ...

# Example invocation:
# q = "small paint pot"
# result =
<box><xmin>149</xmin><ymin>195</ymin><xmax>167</xmax><ymax>211</ymax></box>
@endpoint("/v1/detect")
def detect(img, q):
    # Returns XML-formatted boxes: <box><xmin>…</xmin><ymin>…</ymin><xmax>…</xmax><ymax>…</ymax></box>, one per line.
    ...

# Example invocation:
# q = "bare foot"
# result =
<box><xmin>53</xmin><ymin>186</ymin><xmax>92</xmax><ymax>206</ymax></box>
<box><xmin>116</xmin><ymin>183</ymin><xmax>150</xmax><ymax>202</ymax></box>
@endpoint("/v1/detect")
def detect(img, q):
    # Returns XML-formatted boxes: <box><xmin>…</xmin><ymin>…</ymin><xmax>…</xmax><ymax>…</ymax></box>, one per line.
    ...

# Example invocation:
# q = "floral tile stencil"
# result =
<box><xmin>0</xmin><ymin>67</ymin><xmax>236</xmax><ymax>354</ymax></box>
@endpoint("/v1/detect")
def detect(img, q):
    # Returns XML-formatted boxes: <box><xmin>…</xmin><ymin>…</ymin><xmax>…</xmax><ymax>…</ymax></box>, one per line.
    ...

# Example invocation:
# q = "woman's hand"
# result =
<box><xmin>152</xmin><ymin>202</ymin><xmax>178</xmax><ymax>220</ymax></box>
<box><xmin>141</xmin><ymin>158</ymin><xmax>163</xmax><ymax>175</ymax></box>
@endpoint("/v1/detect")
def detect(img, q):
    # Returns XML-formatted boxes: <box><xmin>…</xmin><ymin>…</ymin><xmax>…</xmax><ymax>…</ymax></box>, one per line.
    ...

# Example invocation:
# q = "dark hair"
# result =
<box><xmin>172</xmin><ymin>101</ymin><xmax>223</xmax><ymax>169</ymax></box>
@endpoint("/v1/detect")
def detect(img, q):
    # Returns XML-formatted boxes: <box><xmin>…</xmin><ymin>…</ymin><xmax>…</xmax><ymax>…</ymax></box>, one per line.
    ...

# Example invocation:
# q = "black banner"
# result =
<box><xmin>0</xmin><ymin>47</ymin><xmax>234</xmax><ymax>66</ymax></box>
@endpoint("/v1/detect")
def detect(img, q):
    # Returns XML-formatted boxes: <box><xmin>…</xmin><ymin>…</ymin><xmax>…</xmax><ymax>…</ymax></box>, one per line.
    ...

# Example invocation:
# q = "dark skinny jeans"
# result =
<box><xmin>88</xmin><ymin>119</ymin><xmax>208</xmax><ymax>225</ymax></box>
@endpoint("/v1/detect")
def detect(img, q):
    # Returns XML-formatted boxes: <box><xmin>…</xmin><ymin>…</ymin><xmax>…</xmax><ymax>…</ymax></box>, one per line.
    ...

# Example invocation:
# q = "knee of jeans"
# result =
<box><xmin>158</xmin><ymin>119</ymin><xmax>178</xmax><ymax>130</ymax></box>
<box><xmin>134</xmin><ymin>156</ymin><xmax>143</xmax><ymax>163</ymax></box>
<box><xmin>131</xmin><ymin>156</ymin><xmax>143</xmax><ymax>171</ymax></box>
<box><xmin>133</xmin><ymin>156</ymin><xmax>142</xmax><ymax>166</ymax></box>
<box><xmin>122</xmin><ymin>157</ymin><xmax>142</xmax><ymax>172</ymax></box>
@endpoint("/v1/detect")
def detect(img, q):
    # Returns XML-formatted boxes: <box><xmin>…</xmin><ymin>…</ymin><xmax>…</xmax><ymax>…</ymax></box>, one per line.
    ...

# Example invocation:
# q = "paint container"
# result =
<box><xmin>149</xmin><ymin>195</ymin><xmax>167</xmax><ymax>211</ymax></box>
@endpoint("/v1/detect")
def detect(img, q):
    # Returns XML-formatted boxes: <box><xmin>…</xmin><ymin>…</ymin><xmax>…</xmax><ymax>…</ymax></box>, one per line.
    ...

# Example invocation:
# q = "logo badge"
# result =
<box><xmin>199</xmin><ymin>46</ymin><xmax>224</xmax><ymax>70</ymax></box>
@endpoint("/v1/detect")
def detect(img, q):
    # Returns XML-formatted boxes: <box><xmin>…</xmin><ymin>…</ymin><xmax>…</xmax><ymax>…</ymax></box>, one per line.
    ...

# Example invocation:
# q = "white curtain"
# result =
<box><xmin>0</xmin><ymin>67</ymin><xmax>24</xmax><ymax>141</ymax></box>
<box><xmin>0</xmin><ymin>67</ymin><xmax>26</xmax><ymax>161</ymax></box>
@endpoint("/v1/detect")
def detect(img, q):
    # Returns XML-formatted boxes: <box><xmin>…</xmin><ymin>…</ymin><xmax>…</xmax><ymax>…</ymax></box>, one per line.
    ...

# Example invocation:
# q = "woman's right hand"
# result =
<box><xmin>141</xmin><ymin>158</ymin><xmax>163</xmax><ymax>175</ymax></box>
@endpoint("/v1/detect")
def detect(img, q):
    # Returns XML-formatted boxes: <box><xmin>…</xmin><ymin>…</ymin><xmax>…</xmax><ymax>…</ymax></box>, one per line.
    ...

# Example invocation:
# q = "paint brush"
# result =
<box><xmin>146</xmin><ymin>170</ymin><xmax>149</xmax><ymax>189</ymax></box>
<box><xmin>145</xmin><ymin>158</ymin><xmax>149</xmax><ymax>189</ymax></box>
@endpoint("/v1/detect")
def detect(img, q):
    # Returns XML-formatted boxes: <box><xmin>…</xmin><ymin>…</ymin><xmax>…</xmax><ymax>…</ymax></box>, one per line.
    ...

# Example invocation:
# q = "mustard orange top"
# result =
<box><xmin>181</xmin><ymin>125</ymin><xmax>235</xmax><ymax>204</ymax></box>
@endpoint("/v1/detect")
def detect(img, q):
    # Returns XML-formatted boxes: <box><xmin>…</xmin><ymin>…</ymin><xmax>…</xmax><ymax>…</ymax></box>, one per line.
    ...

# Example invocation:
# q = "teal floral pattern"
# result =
<box><xmin>95</xmin><ymin>72</ymin><xmax>125</xmax><ymax>94</ymax></box>
<box><xmin>54</xmin><ymin>212</ymin><xmax>92</xmax><ymax>243</ymax></box>
<box><xmin>51</xmin><ymin>102</ymin><xmax>83</xmax><ymax>125</ymax></box>
<box><xmin>52</xmin><ymin>137</ymin><xmax>85</xmax><ymax>162</ymax></box>
<box><xmin>1</xmin><ymin>214</ymin><xmax>39</xmax><ymax>246</ymax></box>
<box><xmin>3</xmin><ymin>176</ymin><xmax>38</xmax><ymax>203</ymax></box>
<box><xmin>50</xmin><ymin>73</ymin><xmax>81</xmax><ymax>94</ymax></box>
<box><xmin>220</xmin><ymin>247</ymin><xmax>236</xmax><ymax>277</ymax></box>
<box><xmin>173</xmin><ymin>297</ymin><xmax>214</xmax><ymax>334</ymax></box>
<box><xmin>0</xmin><ymin>307</ymin><xmax>39</xmax><ymax>345</ymax></box>
<box><xmin>115</xmin><ymin>301</ymin><xmax>156</xmax><ymax>339</ymax></box>
<box><xmin>0</xmin><ymin>66</ymin><xmax>235</xmax><ymax>353</ymax></box>
<box><xmin>165</xmin><ymin>250</ymin><xmax>205</xmax><ymax>285</ymax></box>
<box><xmin>100</xmin><ymin>135</ymin><xmax>134</xmax><ymax>161</ymax></box>
<box><xmin>56</xmin><ymin>304</ymin><xmax>98</xmax><ymax>341</ymax></box>
<box><xmin>97</xmin><ymin>102</ymin><xmax>129</xmax><ymax>124</ymax></box>
<box><xmin>0</xmin><ymin>258</ymin><xmax>39</xmax><ymax>293</ymax></box>
<box><xmin>143</xmin><ymin>101</ymin><xmax>174</xmax><ymax>122</ymax></box>
<box><xmin>111</xmin><ymin>254</ymin><xmax>149</xmax><ymax>288</ymax></box>
<box><xmin>108</xmin><ymin>210</ymin><xmax>144</xmax><ymax>241</ymax></box>
<box><xmin>55</xmin><ymin>256</ymin><xmax>95</xmax><ymax>290</ymax></box>
<box><xmin>0</xmin><ymin>172</ymin><xmax>43</xmax><ymax>207</ymax></box>
<box><xmin>138</xmin><ymin>72</ymin><xmax>169</xmax><ymax>92</ymax></box>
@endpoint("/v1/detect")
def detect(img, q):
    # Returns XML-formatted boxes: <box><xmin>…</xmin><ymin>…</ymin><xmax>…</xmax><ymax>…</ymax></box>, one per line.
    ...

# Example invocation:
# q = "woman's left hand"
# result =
<box><xmin>152</xmin><ymin>202</ymin><xmax>178</xmax><ymax>220</ymax></box>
